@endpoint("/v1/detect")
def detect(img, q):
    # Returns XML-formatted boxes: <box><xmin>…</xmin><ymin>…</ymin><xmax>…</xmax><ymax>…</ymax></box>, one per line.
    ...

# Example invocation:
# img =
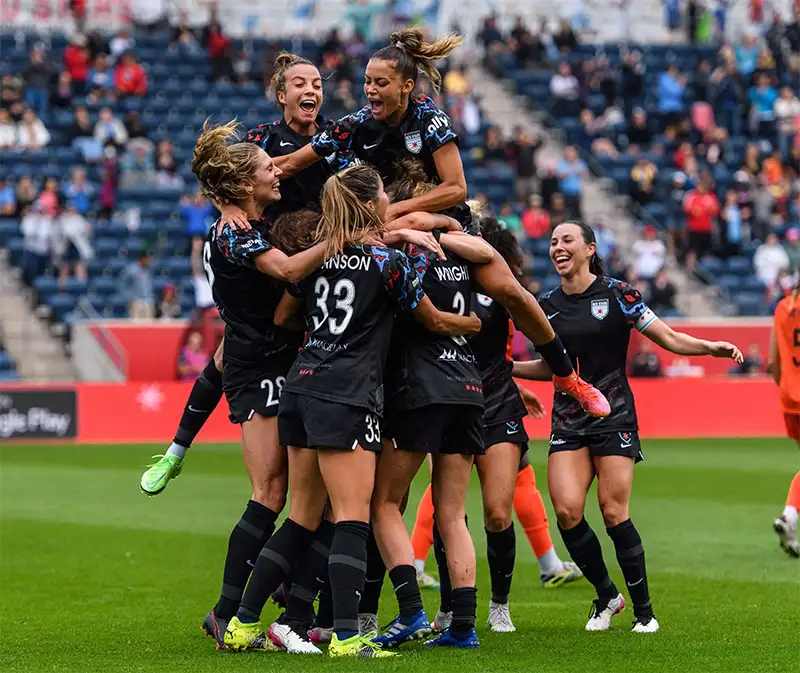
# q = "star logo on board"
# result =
<box><xmin>136</xmin><ymin>384</ymin><xmax>164</xmax><ymax>412</ymax></box>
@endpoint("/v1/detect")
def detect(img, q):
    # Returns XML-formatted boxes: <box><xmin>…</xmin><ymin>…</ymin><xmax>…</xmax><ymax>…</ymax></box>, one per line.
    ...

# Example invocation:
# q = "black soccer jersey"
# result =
<box><xmin>538</xmin><ymin>277</ymin><xmax>658</xmax><ymax>435</ymax></box>
<box><xmin>311</xmin><ymin>97</ymin><xmax>458</xmax><ymax>185</ymax></box>
<box><xmin>204</xmin><ymin>221</ymin><xmax>303</xmax><ymax>360</ymax></box>
<box><xmin>283</xmin><ymin>245</ymin><xmax>424</xmax><ymax>415</ymax></box>
<box><xmin>470</xmin><ymin>293</ymin><xmax>527</xmax><ymax>425</ymax></box>
<box><xmin>390</xmin><ymin>247</ymin><xmax>483</xmax><ymax>412</ymax></box>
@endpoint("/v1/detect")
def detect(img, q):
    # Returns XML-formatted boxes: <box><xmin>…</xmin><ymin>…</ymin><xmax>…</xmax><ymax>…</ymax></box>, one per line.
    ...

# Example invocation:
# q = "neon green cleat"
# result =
<box><xmin>541</xmin><ymin>561</ymin><xmax>583</xmax><ymax>588</ymax></box>
<box><xmin>328</xmin><ymin>632</ymin><xmax>397</xmax><ymax>658</ymax></box>
<box><xmin>140</xmin><ymin>453</ymin><xmax>184</xmax><ymax>496</ymax></box>
<box><xmin>223</xmin><ymin>616</ymin><xmax>280</xmax><ymax>652</ymax></box>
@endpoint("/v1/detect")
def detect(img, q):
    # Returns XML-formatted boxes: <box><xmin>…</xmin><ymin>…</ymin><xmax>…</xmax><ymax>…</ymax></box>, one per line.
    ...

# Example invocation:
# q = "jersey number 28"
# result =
<box><xmin>312</xmin><ymin>277</ymin><xmax>355</xmax><ymax>335</ymax></box>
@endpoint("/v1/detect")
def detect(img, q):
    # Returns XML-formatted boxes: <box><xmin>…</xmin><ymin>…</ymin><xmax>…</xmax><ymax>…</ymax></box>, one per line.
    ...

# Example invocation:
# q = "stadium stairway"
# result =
<box><xmin>473</xmin><ymin>64</ymin><xmax>719</xmax><ymax>318</ymax></box>
<box><xmin>0</xmin><ymin>251</ymin><xmax>77</xmax><ymax>382</ymax></box>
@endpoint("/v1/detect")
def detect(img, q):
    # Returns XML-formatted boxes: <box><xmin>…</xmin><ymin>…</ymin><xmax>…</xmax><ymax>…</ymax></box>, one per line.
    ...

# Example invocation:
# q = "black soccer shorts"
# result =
<box><xmin>278</xmin><ymin>391</ymin><xmax>383</xmax><ymax>452</ymax></box>
<box><xmin>548</xmin><ymin>430</ymin><xmax>644</xmax><ymax>462</ymax></box>
<box><xmin>222</xmin><ymin>350</ymin><xmax>297</xmax><ymax>424</ymax></box>
<box><xmin>483</xmin><ymin>416</ymin><xmax>529</xmax><ymax>455</ymax></box>
<box><xmin>388</xmin><ymin>404</ymin><xmax>485</xmax><ymax>456</ymax></box>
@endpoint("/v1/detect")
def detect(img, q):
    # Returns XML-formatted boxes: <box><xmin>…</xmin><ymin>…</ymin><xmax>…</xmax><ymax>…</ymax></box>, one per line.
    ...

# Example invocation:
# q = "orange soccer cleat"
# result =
<box><xmin>553</xmin><ymin>373</ymin><xmax>611</xmax><ymax>418</ymax></box>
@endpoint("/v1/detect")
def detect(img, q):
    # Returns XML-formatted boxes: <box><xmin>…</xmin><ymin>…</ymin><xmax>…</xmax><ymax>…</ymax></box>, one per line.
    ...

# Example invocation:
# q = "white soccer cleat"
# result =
<box><xmin>487</xmin><ymin>600</ymin><xmax>516</xmax><ymax>633</ymax></box>
<box><xmin>358</xmin><ymin>613</ymin><xmax>378</xmax><ymax>636</ymax></box>
<box><xmin>432</xmin><ymin>610</ymin><xmax>452</xmax><ymax>633</ymax></box>
<box><xmin>773</xmin><ymin>516</ymin><xmax>800</xmax><ymax>558</ymax></box>
<box><xmin>268</xmin><ymin>622</ymin><xmax>322</xmax><ymax>654</ymax></box>
<box><xmin>585</xmin><ymin>593</ymin><xmax>625</xmax><ymax>631</ymax></box>
<box><xmin>631</xmin><ymin>615</ymin><xmax>660</xmax><ymax>633</ymax></box>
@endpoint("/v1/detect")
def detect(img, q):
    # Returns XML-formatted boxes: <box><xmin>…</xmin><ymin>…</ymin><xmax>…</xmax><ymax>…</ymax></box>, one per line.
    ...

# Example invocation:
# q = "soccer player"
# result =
<box><xmin>273</xmin><ymin>30</ymin><xmax>609</xmax><ymax>418</ymax></box>
<box><xmin>767</xmin><ymin>278</ymin><xmax>800</xmax><ymax>558</ymax></box>
<box><xmin>139</xmin><ymin>52</ymin><xmax>340</xmax><ymax>496</ymax></box>
<box><xmin>189</xmin><ymin>121</ymin><xmax>334</xmax><ymax>650</ymax></box>
<box><xmin>222</xmin><ymin>164</ymin><xmax>481</xmax><ymax>658</ymax></box>
<box><xmin>514</xmin><ymin>220</ymin><xmax>742</xmax><ymax>634</ymax></box>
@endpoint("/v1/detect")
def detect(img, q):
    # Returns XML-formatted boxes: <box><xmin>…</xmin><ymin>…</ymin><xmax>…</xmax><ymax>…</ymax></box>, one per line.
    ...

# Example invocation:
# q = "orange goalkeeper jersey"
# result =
<box><xmin>774</xmin><ymin>295</ymin><xmax>800</xmax><ymax>414</ymax></box>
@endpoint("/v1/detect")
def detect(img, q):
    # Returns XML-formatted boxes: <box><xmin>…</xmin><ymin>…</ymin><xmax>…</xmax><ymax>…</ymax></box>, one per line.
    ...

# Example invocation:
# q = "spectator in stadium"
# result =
<box><xmin>521</xmin><ymin>194</ymin><xmax>551</xmax><ymax>239</ymax></box>
<box><xmin>178</xmin><ymin>331</ymin><xmax>209</xmax><ymax>381</ymax></box>
<box><xmin>63</xmin><ymin>34</ymin><xmax>90</xmax><ymax>94</ymax></box>
<box><xmin>38</xmin><ymin>177</ymin><xmax>60</xmax><ymax>218</ymax></box>
<box><xmin>785</xmin><ymin>227</ymin><xmax>800</xmax><ymax>269</ymax></box>
<box><xmin>88</xmin><ymin>53</ymin><xmax>114</xmax><ymax>101</ymax></box>
<box><xmin>182</xmin><ymin>189</ymin><xmax>215</xmax><ymax>262</ymax></box>
<box><xmin>155</xmin><ymin>140</ymin><xmax>183</xmax><ymax>189</ymax></box>
<box><xmin>56</xmin><ymin>202</ymin><xmax>92</xmax><ymax>287</ymax></box>
<box><xmin>683</xmin><ymin>175</ymin><xmax>720</xmax><ymax>272</ymax></box>
<box><xmin>730</xmin><ymin>343</ymin><xmax>765</xmax><ymax>376</ymax></box>
<box><xmin>592</xmin><ymin>218</ymin><xmax>616</xmax><ymax>259</ymax></box>
<box><xmin>109</xmin><ymin>29</ymin><xmax>134</xmax><ymax>62</ymax></box>
<box><xmin>662</xmin><ymin>0</ymin><xmax>681</xmax><ymax>40</ymax></box>
<box><xmin>630</xmin><ymin>157</ymin><xmax>658</xmax><ymax>206</ymax></box>
<box><xmin>114</xmin><ymin>51</ymin><xmax>148</xmax><ymax>98</ymax></box>
<box><xmin>120</xmin><ymin>251</ymin><xmax>155</xmax><ymax>320</ymax></box>
<box><xmin>329</xmin><ymin>79</ymin><xmax>357</xmax><ymax>119</ymax></box>
<box><xmin>86</xmin><ymin>29</ymin><xmax>110</xmax><ymax>62</ymax></box>
<box><xmin>625</xmin><ymin>107</ymin><xmax>653</xmax><ymax>152</ymax></box>
<box><xmin>775</xmin><ymin>87</ymin><xmax>800</xmax><ymax>160</ymax></box>
<box><xmin>20</xmin><ymin>202</ymin><xmax>55</xmax><ymax>287</ymax></box>
<box><xmin>16</xmin><ymin>108</ymin><xmax>50</xmax><ymax>151</ymax></box>
<box><xmin>0</xmin><ymin>177</ymin><xmax>16</xmax><ymax>218</ymax></box>
<box><xmin>735</xmin><ymin>32</ymin><xmax>760</xmax><ymax>79</ymax></box>
<box><xmin>69</xmin><ymin>105</ymin><xmax>93</xmax><ymax>142</ymax></box>
<box><xmin>480</xmin><ymin>125</ymin><xmax>508</xmax><ymax>166</ymax></box>
<box><xmin>497</xmin><ymin>202</ymin><xmax>523</xmax><ymax>239</ymax></box>
<box><xmin>64</xmin><ymin>167</ymin><xmax>93</xmax><ymax>216</ymax></box>
<box><xmin>632</xmin><ymin>224</ymin><xmax>667</xmax><ymax>282</ymax></box>
<box><xmin>709</xmin><ymin>61</ymin><xmax>744</xmax><ymax>137</ymax></box>
<box><xmin>478</xmin><ymin>14</ymin><xmax>505</xmax><ymax>54</ymax></box>
<box><xmin>443</xmin><ymin>64</ymin><xmax>471</xmax><ymax>97</ymax></box>
<box><xmin>94</xmin><ymin>107</ymin><xmax>129</xmax><ymax>149</ymax></box>
<box><xmin>344</xmin><ymin>0</ymin><xmax>381</xmax><ymax>43</ymax></box>
<box><xmin>629</xmin><ymin>340</ymin><xmax>663</xmax><ymax>378</ymax></box>
<box><xmin>1</xmin><ymin>73</ymin><xmax>24</xmax><ymax>121</ymax></box>
<box><xmin>550</xmin><ymin>192</ymin><xmax>569</xmax><ymax>227</ymax></box>
<box><xmin>51</xmin><ymin>71</ymin><xmax>73</xmax><ymax>108</ymax></box>
<box><xmin>554</xmin><ymin>17</ymin><xmax>578</xmax><ymax>54</ymax></box>
<box><xmin>577</xmin><ymin>109</ymin><xmax>619</xmax><ymax>159</ymax></box>
<box><xmin>788</xmin><ymin>6</ymin><xmax>800</xmax><ymax>63</ymax></box>
<box><xmin>509</xmin><ymin>128</ymin><xmax>544</xmax><ymax>202</ymax></box>
<box><xmin>157</xmin><ymin>283</ymin><xmax>182</xmax><ymax>320</ymax></box>
<box><xmin>549</xmin><ymin>62</ymin><xmax>580</xmax><ymax>117</ymax></box>
<box><xmin>0</xmin><ymin>108</ymin><xmax>15</xmax><ymax>149</ymax></box>
<box><xmin>720</xmin><ymin>189</ymin><xmax>745</xmax><ymax>258</ymax></box>
<box><xmin>23</xmin><ymin>44</ymin><xmax>52</xmax><ymax>117</ymax></box>
<box><xmin>754</xmin><ymin>232</ymin><xmax>791</xmax><ymax>289</ymax></box>
<box><xmin>14</xmin><ymin>176</ymin><xmax>37</xmax><ymax>217</ymax></box>
<box><xmin>120</xmin><ymin>141</ymin><xmax>156</xmax><ymax>188</ymax></box>
<box><xmin>657</xmin><ymin>64</ymin><xmax>686</xmax><ymax>128</ymax></box>
<box><xmin>204</xmin><ymin>15</ymin><xmax>235</xmax><ymax>82</ymax></box>
<box><xmin>170</xmin><ymin>18</ymin><xmax>203</xmax><ymax>56</ymax></box>
<box><xmin>124</xmin><ymin>110</ymin><xmax>149</xmax><ymax>140</ymax></box>
<box><xmin>648</xmin><ymin>269</ymin><xmax>677</xmax><ymax>314</ymax></box>
<box><xmin>691</xmin><ymin>59</ymin><xmax>712</xmax><ymax>104</ymax></box>
<box><xmin>556</xmin><ymin>145</ymin><xmax>587</xmax><ymax>219</ymax></box>
<box><xmin>748</xmin><ymin>73</ymin><xmax>778</xmax><ymax>137</ymax></box>
<box><xmin>97</xmin><ymin>163</ymin><xmax>118</xmax><ymax>222</ymax></box>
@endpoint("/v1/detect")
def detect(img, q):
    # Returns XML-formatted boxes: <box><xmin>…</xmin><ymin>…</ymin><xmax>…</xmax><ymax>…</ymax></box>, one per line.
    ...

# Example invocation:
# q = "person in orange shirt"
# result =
<box><xmin>768</xmin><ymin>278</ymin><xmax>800</xmax><ymax>558</ymax></box>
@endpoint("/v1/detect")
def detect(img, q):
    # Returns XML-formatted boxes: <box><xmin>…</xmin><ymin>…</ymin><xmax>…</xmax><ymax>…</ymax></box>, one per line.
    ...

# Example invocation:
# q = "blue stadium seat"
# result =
<box><xmin>47</xmin><ymin>293</ymin><xmax>77</xmax><ymax>322</ymax></box>
<box><xmin>735</xmin><ymin>292</ymin><xmax>768</xmax><ymax>317</ymax></box>
<box><xmin>726</xmin><ymin>257</ymin><xmax>751</xmax><ymax>275</ymax></box>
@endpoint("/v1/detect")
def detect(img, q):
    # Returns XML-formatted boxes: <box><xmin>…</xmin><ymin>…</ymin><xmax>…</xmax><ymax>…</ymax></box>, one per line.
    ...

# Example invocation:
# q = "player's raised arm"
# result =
<box><xmin>640</xmin><ymin>319</ymin><xmax>743</xmax><ymax>363</ymax></box>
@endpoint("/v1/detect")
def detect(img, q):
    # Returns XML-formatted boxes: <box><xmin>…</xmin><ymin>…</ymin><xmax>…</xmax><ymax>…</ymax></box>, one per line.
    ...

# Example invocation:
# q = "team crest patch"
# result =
<box><xmin>590</xmin><ymin>298</ymin><xmax>609</xmax><ymax>320</ymax></box>
<box><xmin>405</xmin><ymin>130</ymin><xmax>422</xmax><ymax>154</ymax></box>
<box><xmin>476</xmin><ymin>293</ymin><xmax>493</xmax><ymax>307</ymax></box>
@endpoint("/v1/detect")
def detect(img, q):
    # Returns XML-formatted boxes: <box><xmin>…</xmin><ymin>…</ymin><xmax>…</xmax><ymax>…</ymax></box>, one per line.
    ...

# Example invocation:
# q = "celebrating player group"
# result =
<box><xmin>139</xmin><ymin>28</ymin><xmax>745</xmax><ymax>657</ymax></box>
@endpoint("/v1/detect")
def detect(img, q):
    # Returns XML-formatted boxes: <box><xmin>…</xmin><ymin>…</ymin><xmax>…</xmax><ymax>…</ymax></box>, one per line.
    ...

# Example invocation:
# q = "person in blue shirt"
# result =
<box><xmin>657</xmin><ymin>65</ymin><xmax>686</xmax><ymax>127</ymax></box>
<box><xmin>64</xmin><ymin>167</ymin><xmax>93</xmax><ymax>216</ymax></box>
<box><xmin>735</xmin><ymin>34</ymin><xmax>760</xmax><ymax>79</ymax></box>
<box><xmin>556</xmin><ymin>145</ymin><xmax>588</xmax><ymax>219</ymax></box>
<box><xmin>747</xmin><ymin>74</ymin><xmax>778</xmax><ymax>137</ymax></box>
<box><xmin>181</xmin><ymin>188</ymin><xmax>216</xmax><ymax>254</ymax></box>
<box><xmin>0</xmin><ymin>177</ymin><xmax>16</xmax><ymax>218</ymax></box>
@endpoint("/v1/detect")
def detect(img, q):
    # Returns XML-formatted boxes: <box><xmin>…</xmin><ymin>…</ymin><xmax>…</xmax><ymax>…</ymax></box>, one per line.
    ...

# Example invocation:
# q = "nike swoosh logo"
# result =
<box><xmin>363</xmin><ymin>143</ymin><xmax>379</xmax><ymax>150</ymax></box>
<box><xmin>280</xmin><ymin>141</ymin><xmax>294</xmax><ymax>147</ymax></box>
<box><xmin>393</xmin><ymin>581</ymin><xmax>408</xmax><ymax>591</ymax></box>
<box><xmin>246</xmin><ymin>559</ymin><xmax>255</xmax><ymax>568</ymax></box>
<box><xmin>187</xmin><ymin>405</ymin><xmax>208</xmax><ymax>413</ymax></box>
<box><xmin>506</xmin><ymin>428</ymin><xmax>518</xmax><ymax>435</ymax></box>
<box><xmin>627</xmin><ymin>578</ymin><xmax>644</xmax><ymax>587</ymax></box>
<box><xmin>546</xmin><ymin>312</ymin><xmax>560</xmax><ymax>320</ymax></box>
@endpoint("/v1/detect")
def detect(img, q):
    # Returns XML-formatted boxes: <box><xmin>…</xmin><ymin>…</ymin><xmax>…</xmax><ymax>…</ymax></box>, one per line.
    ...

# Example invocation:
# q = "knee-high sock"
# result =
<box><xmin>558</xmin><ymin>517</ymin><xmax>617</xmax><ymax>602</ymax></box>
<box><xmin>432</xmin><ymin>521</ymin><xmax>452</xmax><ymax>613</ymax></box>
<box><xmin>606</xmin><ymin>519</ymin><xmax>652</xmax><ymax>618</ymax></box>
<box><xmin>328</xmin><ymin>520</ymin><xmax>370</xmax><ymax>639</ymax></box>
<box><xmin>358</xmin><ymin>525</ymin><xmax>386</xmax><ymax>616</ymax></box>
<box><xmin>411</xmin><ymin>484</ymin><xmax>435</xmax><ymax>563</ymax></box>
<box><xmin>172</xmin><ymin>358</ymin><xmax>222</xmax><ymax>450</ymax></box>
<box><xmin>486</xmin><ymin>524</ymin><xmax>516</xmax><ymax>604</ymax></box>
<box><xmin>214</xmin><ymin>500</ymin><xmax>278</xmax><ymax>621</ymax></box>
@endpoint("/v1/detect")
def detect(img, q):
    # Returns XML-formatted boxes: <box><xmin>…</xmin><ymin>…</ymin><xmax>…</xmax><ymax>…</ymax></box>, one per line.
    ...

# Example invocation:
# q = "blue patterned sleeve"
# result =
<box><xmin>311</xmin><ymin>107</ymin><xmax>369</xmax><ymax>157</ymax></box>
<box><xmin>215</xmin><ymin>224</ymin><xmax>272</xmax><ymax>268</ymax></box>
<box><xmin>610</xmin><ymin>280</ymin><xmax>658</xmax><ymax>332</ymax></box>
<box><xmin>371</xmin><ymin>246</ymin><xmax>425</xmax><ymax>312</ymax></box>
<box><xmin>419</xmin><ymin>99</ymin><xmax>459</xmax><ymax>153</ymax></box>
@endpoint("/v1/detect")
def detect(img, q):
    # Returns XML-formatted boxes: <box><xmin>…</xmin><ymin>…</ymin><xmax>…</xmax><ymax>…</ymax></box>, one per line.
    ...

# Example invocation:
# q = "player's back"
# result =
<box><xmin>774</xmin><ymin>295</ymin><xmax>800</xmax><ymax>413</ymax></box>
<box><xmin>283</xmin><ymin>244</ymin><xmax>419</xmax><ymax>414</ymax></box>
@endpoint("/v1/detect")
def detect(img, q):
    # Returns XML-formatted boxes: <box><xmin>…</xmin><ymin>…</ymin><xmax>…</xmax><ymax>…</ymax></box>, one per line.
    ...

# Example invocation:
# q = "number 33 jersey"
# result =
<box><xmin>283</xmin><ymin>245</ymin><xmax>425</xmax><ymax>415</ymax></box>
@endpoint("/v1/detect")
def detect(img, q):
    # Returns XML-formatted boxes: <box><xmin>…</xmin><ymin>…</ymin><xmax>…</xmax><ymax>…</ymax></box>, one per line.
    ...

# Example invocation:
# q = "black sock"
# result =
<box><xmin>450</xmin><ymin>587</ymin><xmax>477</xmax><ymax>635</ymax></box>
<box><xmin>214</xmin><ymin>500</ymin><xmax>278</xmax><ymax>621</ymax></box>
<box><xmin>173</xmin><ymin>358</ymin><xmax>223</xmax><ymax>448</ymax></box>
<box><xmin>606</xmin><ymin>519</ymin><xmax>652</xmax><ymax>618</ymax></box>
<box><xmin>316</xmin><ymin>573</ymin><xmax>334</xmax><ymax>628</ymax></box>
<box><xmin>388</xmin><ymin>565</ymin><xmax>423</xmax><ymax>619</ymax></box>
<box><xmin>536</xmin><ymin>335</ymin><xmax>573</xmax><ymax>378</ymax></box>
<box><xmin>329</xmin><ymin>520</ymin><xmax>370</xmax><ymax>639</ymax></box>
<box><xmin>559</xmin><ymin>517</ymin><xmax>617</xmax><ymax>602</ymax></box>
<box><xmin>237</xmin><ymin>518</ymin><xmax>315</xmax><ymax>623</ymax></box>
<box><xmin>486</xmin><ymin>524</ymin><xmax>516</xmax><ymax>604</ymax></box>
<box><xmin>432</xmin><ymin>521</ymin><xmax>452</xmax><ymax>613</ymax></box>
<box><xmin>358</xmin><ymin>525</ymin><xmax>386</xmax><ymax>615</ymax></box>
<box><xmin>282</xmin><ymin>520</ymin><xmax>335</xmax><ymax>631</ymax></box>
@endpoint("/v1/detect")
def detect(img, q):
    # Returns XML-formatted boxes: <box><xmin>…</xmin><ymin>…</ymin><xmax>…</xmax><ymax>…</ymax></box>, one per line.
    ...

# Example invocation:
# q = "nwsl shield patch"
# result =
<box><xmin>405</xmin><ymin>131</ymin><xmax>422</xmax><ymax>154</ymax></box>
<box><xmin>476</xmin><ymin>293</ymin><xmax>493</xmax><ymax>307</ymax></box>
<box><xmin>590</xmin><ymin>298</ymin><xmax>609</xmax><ymax>320</ymax></box>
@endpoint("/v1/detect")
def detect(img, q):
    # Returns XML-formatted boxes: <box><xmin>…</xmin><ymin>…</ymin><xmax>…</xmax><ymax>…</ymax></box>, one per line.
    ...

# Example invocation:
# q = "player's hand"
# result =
<box><xmin>462</xmin><ymin>311</ymin><xmax>482</xmax><ymax>335</ymax></box>
<box><xmin>709</xmin><ymin>341</ymin><xmax>743</xmax><ymax>363</ymax></box>
<box><xmin>217</xmin><ymin>204</ymin><xmax>250</xmax><ymax>235</ymax></box>
<box><xmin>391</xmin><ymin>229</ymin><xmax>446</xmax><ymax>260</ymax></box>
<box><xmin>518</xmin><ymin>386</ymin><xmax>546</xmax><ymax>420</ymax></box>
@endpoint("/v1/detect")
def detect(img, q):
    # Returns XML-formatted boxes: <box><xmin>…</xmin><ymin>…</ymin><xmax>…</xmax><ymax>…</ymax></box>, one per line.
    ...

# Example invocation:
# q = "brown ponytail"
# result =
<box><xmin>386</xmin><ymin>158</ymin><xmax>436</xmax><ymax>202</ymax></box>
<box><xmin>371</xmin><ymin>27</ymin><xmax>464</xmax><ymax>92</ymax></box>
<box><xmin>317</xmin><ymin>164</ymin><xmax>384</xmax><ymax>258</ymax></box>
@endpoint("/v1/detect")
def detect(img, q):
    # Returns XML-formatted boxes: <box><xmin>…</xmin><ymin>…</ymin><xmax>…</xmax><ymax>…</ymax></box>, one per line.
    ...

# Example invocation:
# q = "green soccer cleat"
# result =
<box><xmin>541</xmin><ymin>561</ymin><xmax>583</xmax><ymax>588</ymax></box>
<box><xmin>328</xmin><ymin>632</ymin><xmax>397</xmax><ymax>658</ymax></box>
<box><xmin>140</xmin><ymin>453</ymin><xmax>184</xmax><ymax>496</ymax></box>
<box><xmin>223</xmin><ymin>616</ymin><xmax>280</xmax><ymax>652</ymax></box>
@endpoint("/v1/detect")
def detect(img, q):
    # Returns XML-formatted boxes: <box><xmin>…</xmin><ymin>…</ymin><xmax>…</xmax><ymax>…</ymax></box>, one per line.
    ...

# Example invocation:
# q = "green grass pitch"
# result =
<box><xmin>1</xmin><ymin>438</ymin><xmax>797</xmax><ymax>672</ymax></box>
